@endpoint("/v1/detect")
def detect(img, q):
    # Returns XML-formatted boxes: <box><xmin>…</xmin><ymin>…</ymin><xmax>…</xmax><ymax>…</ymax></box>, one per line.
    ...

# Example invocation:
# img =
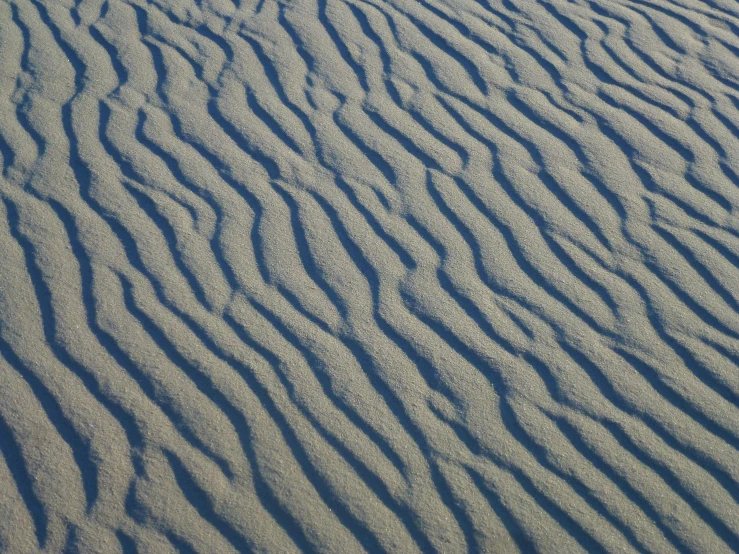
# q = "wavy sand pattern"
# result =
<box><xmin>1</xmin><ymin>0</ymin><xmax>739</xmax><ymax>551</ymax></box>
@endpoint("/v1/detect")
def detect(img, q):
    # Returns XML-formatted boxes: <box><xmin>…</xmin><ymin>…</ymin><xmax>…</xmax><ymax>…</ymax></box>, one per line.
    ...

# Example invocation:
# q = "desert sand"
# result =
<box><xmin>1</xmin><ymin>0</ymin><xmax>739</xmax><ymax>551</ymax></box>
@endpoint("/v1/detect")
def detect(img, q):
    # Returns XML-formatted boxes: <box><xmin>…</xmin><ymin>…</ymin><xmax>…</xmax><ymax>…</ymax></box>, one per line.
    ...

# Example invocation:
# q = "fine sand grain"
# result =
<box><xmin>1</xmin><ymin>0</ymin><xmax>739</xmax><ymax>551</ymax></box>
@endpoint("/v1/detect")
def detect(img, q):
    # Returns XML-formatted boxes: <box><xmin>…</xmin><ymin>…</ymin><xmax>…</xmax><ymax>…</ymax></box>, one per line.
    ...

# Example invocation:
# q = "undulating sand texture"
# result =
<box><xmin>1</xmin><ymin>0</ymin><xmax>739</xmax><ymax>551</ymax></box>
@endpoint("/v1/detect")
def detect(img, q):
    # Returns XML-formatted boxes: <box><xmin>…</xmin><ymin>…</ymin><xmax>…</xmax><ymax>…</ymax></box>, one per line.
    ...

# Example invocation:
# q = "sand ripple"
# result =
<box><xmin>1</xmin><ymin>0</ymin><xmax>739</xmax><ymax>551</ymax></box>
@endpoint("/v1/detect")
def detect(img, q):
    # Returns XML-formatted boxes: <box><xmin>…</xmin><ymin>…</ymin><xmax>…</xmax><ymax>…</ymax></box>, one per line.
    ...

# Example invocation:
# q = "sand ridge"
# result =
<box><xmin>0</xmin><ymin>0</ymin><xmax>739</xmax><ymax>551</ymax></box>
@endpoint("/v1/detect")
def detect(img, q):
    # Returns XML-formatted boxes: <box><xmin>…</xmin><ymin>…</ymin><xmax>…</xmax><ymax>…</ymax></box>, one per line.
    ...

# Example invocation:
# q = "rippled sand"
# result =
<box><xmin>1</xmin><ymin>0</ymin><xmax>739</xmax><ymax>551</ymax></box>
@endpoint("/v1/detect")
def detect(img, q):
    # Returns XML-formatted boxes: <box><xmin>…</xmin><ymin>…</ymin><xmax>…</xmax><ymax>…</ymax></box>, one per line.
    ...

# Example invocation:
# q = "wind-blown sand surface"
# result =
<box><xmin>1</xmin><ymin>0</ymin><xmax>739</xmax><ymax>551</ymax></box>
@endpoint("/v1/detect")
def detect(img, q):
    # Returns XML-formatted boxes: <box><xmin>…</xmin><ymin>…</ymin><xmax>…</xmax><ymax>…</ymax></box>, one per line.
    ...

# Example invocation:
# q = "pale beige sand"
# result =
<box><xmin>1</xmin><ymin>0</ymin><xmax>739</xmax><ymax>551</ymax></box>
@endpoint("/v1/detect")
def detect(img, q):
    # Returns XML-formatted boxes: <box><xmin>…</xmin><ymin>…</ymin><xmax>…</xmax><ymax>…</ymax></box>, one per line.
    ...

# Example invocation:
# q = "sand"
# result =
<box><xmin>0</xmin><ymin>0</ymin><xmax>738</xmax><ymax>551</ymax></box>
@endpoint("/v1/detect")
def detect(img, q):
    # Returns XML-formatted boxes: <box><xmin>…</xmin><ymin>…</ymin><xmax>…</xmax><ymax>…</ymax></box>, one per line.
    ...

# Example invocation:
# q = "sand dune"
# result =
<box><xmin>0</xmin><ymin>0</ymin><xmax>738</xmax><ymax>551</ymax></box>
